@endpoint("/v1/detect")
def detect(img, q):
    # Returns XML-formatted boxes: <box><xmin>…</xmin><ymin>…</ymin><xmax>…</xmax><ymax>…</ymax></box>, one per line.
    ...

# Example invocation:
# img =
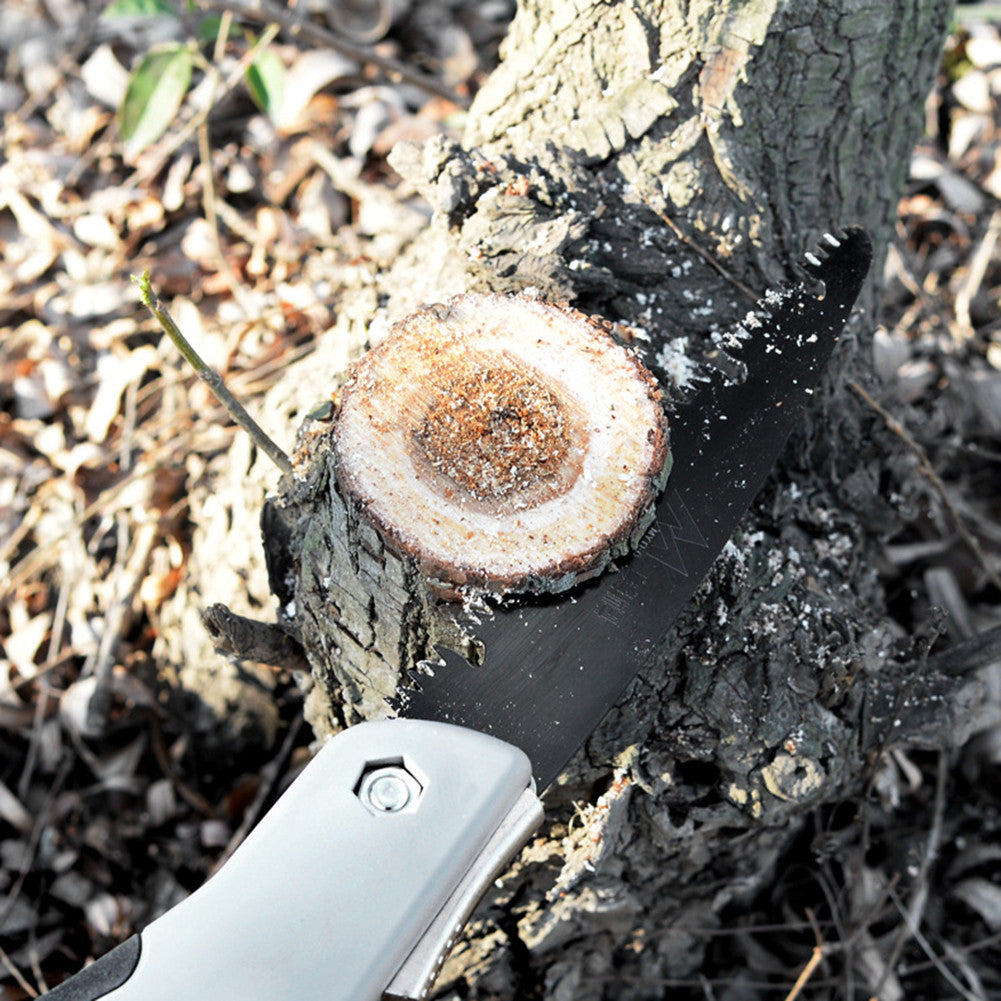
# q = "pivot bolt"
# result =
<box><xmin>357</xmin><ymin>765</ymin><xmax>422</xmax><ymax>815</ymax></box>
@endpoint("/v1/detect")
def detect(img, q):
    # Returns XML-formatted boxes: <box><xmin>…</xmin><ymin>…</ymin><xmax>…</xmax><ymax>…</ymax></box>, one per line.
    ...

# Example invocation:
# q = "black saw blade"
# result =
<box><xmin>398</xmin><ymin>227</ymin><xmax>873</xmax><ymax>790</ymax></box>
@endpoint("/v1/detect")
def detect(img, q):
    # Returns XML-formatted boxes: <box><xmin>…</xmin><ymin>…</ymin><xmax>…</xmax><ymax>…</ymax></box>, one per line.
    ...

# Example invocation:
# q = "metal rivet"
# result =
<box><xmin>366</xmin><ymin>771</ymin><xmax>410</xmax><ymax>812</ymax></box>
<box><xmin>358</xmin><ymin>765</ymin><xmax>421</xmax><ymax>814</ymax></box>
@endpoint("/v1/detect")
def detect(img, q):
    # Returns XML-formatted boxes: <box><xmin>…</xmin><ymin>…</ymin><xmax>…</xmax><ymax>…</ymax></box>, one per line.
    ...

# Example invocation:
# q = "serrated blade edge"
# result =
<box><xmin>398</xmin><ymin>227</ymin><xmax>874</xmax><ymax>790</ymax></box>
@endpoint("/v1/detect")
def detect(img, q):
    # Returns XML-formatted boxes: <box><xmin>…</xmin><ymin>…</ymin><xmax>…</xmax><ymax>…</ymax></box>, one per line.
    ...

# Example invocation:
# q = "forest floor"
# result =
<box><xmin>3</xmin><ymin>1</ymin><xmax>1001</xmax><ymax>999</ymax></box>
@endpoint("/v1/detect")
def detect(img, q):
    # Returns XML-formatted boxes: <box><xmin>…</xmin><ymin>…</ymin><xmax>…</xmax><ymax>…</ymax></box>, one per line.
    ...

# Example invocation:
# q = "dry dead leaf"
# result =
<box><xmin>0</xmin><ymin>780</ymin><xmax>34</xmax><ymax>834</ymax></box>
<box><xmin>952</xmin><ymin>877</ymin><xmax>1001</xmax><ymax>931</ymax></box>
<box><xmin>954</xmin><ymin>68</ymin><xmax>993</xmax><ymax>113</ymax></box>
<box><xmin>80</xmin><ymin>42</ymin><xmax>130</xmax><ymax>109</ymax></box>
<box><xmin>4</xmin><ymin>599</ymin><xmax>51</xmax><ymax>679</ymax></box>
<box><xmin>84</xmin><ymin>344</ymin><xmax>160</xmax><ymax>444</ymax></box>
<box><xmin>277</xmin><ymin>48</ymin><xmax>358</xmax><ymax>132</ymax></box>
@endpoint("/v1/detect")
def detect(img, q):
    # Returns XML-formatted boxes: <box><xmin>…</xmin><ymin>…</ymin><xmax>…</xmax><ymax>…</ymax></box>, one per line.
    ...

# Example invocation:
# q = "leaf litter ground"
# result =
<box><xmin>2</xmin><ymin>2</ymin><xmax>1001</xmax><ymax>999</ymax></box>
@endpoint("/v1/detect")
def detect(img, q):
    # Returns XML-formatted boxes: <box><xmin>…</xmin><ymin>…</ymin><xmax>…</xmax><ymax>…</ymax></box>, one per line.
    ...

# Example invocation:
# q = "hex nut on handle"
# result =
<box><xmin>357</xmin><ymin>764</ymin><xmax>423</xmax><ymax>815</ymax></box>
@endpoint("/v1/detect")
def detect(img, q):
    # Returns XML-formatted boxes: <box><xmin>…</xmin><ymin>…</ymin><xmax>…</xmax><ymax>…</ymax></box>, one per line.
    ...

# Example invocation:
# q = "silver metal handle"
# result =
<box><xmin>52</xmin><ymin>719</ymin><xmax>542</xmax><ymax>1001</ymax></box>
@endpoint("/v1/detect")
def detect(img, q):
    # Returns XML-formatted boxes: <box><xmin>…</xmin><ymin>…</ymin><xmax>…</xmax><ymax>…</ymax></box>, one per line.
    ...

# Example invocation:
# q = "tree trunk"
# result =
<box><xmin>188</xmin><ymin>1</ymin><xmax>994</xmax><ymax>997</ymax></box>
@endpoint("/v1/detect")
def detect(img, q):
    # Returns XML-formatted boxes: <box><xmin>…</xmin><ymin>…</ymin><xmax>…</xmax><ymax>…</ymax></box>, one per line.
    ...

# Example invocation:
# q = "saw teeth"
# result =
<box><xmin>791</xmin><ymin>262</ymin><xmax>826</xmax><ymax>297</ymax></box>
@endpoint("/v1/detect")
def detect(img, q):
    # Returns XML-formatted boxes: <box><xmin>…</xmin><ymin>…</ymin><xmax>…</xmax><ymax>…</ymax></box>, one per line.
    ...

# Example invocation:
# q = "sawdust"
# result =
<box><xmin>414</xmin><ymin>364</ymin><xmax>570</xmax><ymax>502</ymax></box>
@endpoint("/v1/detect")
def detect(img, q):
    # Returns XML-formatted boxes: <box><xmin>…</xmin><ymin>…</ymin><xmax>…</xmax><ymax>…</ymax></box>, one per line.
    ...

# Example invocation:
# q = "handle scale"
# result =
<box><xmin>46</xmin><ymin>720</ymin><xmax>542</xmax><ymax>1000</ymax></box>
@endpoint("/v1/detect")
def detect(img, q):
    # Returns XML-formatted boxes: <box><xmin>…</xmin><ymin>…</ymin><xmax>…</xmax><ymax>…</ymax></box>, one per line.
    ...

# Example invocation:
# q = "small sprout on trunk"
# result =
<box><xmin>132</xmin><ymin>271</ymin><xmax>293</xmax><ymax>476</ymax></box>
<box><xmin>333</xmin><ymin>292</ymin><xmax>671</xmax><ymax>597</ymax></box>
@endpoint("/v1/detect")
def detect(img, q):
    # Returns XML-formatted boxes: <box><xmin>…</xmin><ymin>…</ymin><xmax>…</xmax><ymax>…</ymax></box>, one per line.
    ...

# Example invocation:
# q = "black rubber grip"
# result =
<box><xmin>44</xmin><ymin>935</ymin><xmax>142</xmax><ymax>999</ymax></box>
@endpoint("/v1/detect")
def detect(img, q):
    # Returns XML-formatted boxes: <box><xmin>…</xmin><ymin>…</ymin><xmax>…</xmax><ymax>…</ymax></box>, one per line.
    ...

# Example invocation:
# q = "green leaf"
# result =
<box><xmin>245</xmin><ymin>48</ymin><xmax>286</xmax><ymax>124</ymax></box>
<box><xmin>118</xmin><ymin>45</ymin><xmax>194</xmax><ymax>160</ymax></box>
<box><xmin>103</xmin><ymin>0</ymin><xmax>176</xmax><ymax>17</ymax></box>
<box><xmin>197</xmin><ymin>14</ymin><xmax>241</xmax><ymax>46</ymax></box>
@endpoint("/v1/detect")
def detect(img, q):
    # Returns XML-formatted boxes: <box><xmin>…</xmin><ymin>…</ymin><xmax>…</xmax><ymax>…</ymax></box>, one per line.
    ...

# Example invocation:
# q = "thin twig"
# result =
<box><xmin>890</xmin><ymin>221</ymin><xmax>943</xmax><ymax>328</ymax></box>
<box><xmin>813</xmin><ymin>858</ymin><xmax>858</xmax><ymax>999</ymax></box>
<box><xmin>781</xmin><ymin>908</ymin><xmax>829</xmax><ymax>1001</ymax></box>
<box><xmin>886</xmin><ymin>881</ymin><xmax>984</xmax><ymax>1000</ymax></box>
<box><xmin>0</xmin><ymin>941</ymin><xmax>37</xmax><ymax>999</ymax></box>
<box><xmin>149</xmin><ymin>715</ymin><xmax>219</xmax><ymax>818</ymax></box>
<box><xmin>850</xmin><ymin>379</ymin><xmax>1001</xmax><ymax>591</ymax></box>
<box><xmin>208</xmin><ymin>715</ymin><xmax>304</xmax><ymax>873</ymax></box>
<box><xmin>0</xmin><ymin>760</ymin><xmax>71</xmax><ymax>947</ymax></box>
<box><xmin>637</xmin><ymin>193</ymin><xmax>758</xmax><ymax>302</ymax></box>
<box><xmin>900</xmin><ymin>929</ymin><xmax>1001</xmax><ymax>976</ymax></box>
<box><xmin>873</xmin><ymin>750</ymin><xmax>950</xmax><ymax>998</ymax></box>
<box><xmin>953</xmin><ymin>209</ymin><xmax>1001</xmax><ymax>341</ymax></box>
<box><xmin>132</xmin><ymin>271</ymin><xmax>294</xmax><ymax>476</ymax></box>
<box><xmin>198</xmin><ymin>0</ymin><xmax>470</xmax><ymax>107</ymax></box>
<box><xmin>17</xmin><ymin>688</ymin><xmax>54</xmax><ymax>805</ymax></box>
<box><xmin>197</xmin><ymin>10</ymin><xmax>259</xmax><ymax>316</ymax></box>
<box><xmin>85</xmin><ymin>518</ymin><xmax>159</xmax><ymax>734</ymax></box>
<box><xmin>940</xmin><ymin>939</ymin><xmax>989</xmax><ymax>1001</ymax></box>
<box><xmin>0</xmin><ymin>505</ymin><xmax>42</xmax><ymax>572</ymax></box>
<box><xmin>783</xmin><ymin>945</ymin><xmax>826</xmax><ymax>1001</ymax></box>
<box><xmin>928</xmin><ymin>622</ymin><xmax>1001</xmax><ymax>676</ymax></box>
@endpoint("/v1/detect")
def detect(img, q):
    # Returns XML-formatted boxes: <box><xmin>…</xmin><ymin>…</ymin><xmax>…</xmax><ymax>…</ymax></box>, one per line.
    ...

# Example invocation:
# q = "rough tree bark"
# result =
<box><xmin>175</xmin><ymin>1</ymin><xmax>998</xmax><ymax>997</ymax></box>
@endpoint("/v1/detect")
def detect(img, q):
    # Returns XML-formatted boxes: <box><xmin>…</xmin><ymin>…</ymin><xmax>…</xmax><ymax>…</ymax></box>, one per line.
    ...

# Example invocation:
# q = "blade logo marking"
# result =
<box><xmin>637</xmin><ymin>492</ymin><xmax>709</xmax><ymax>576</ymax></box>
<box><xmin>594</xmin><ymin>492</ymin><xmax>709</xmax><ymax>628</ymax></box>
<box><xmin>594</xmin><ymin>584</ymin><xmax>637</xmax><ymax>628</ymax></box>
